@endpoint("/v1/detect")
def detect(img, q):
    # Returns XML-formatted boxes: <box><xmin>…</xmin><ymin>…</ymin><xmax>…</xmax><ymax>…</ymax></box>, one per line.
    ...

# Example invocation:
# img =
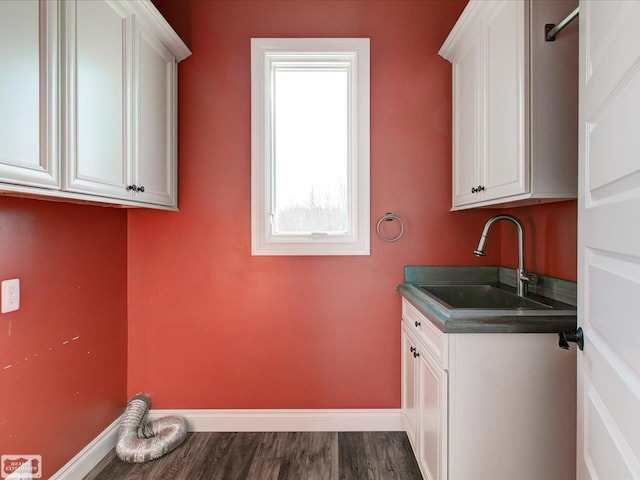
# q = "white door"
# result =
<box><xmin>64</xmin><ymin>0</ymin><xmax>134</xmax><ymax>199</ymax></box>
<box><xmin>452</xmin><ymin>36</ymin><xmax>481</xmax><ymax>208</ymax></box>
<box><xmin>0</xmin><ymin>0</ymin><xmax>60</xmax><ymax>188</ymax></box>
<box><xmin>482</xmin><ymin>0</ymin><xmax>528</xmax><ymax>202</ymax></box>
<box><xmin>418</xmin><ymin>347</ymin><xmax>447</xmax><ymax>480</ymax></box>
<box><xmin>134</xmin><ymin>24</ymin><xmax>177</xmax><ymax>207</ymax></box>
<box><xmin>401</xmin><ymin>324</ymin><xmax>419</xmax><ymax>450</ymax></box>
<box><xmin>578</xmin><ymin>1</ymin><xmax>640</xmax><ymax>478</ymax></box>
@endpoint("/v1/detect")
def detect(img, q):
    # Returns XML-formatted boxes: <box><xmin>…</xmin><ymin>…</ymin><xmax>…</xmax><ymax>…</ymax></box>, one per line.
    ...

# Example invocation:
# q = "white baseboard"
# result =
<box><xmin>50</xmin><ymin>416</ymin><xmax>121</xmax><ymax>480</ymax></box>
<box><xmin>147</xmin><ymin>408</ymin><xmax>404</xmax><ymax>432</ymax></box>
<box><xmin>51</xmin><ymin>409</ymin><xmax>403</xmax><ymax>479</ymax></box>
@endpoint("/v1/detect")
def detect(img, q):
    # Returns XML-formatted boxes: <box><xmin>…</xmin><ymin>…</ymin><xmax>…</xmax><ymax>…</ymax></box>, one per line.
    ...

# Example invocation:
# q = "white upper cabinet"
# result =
<box><xmin>134</xmin><ymin>24</ymin><xmax>178</xmax><ymax>207</ymax></box>
<box><xmin>65</xmin><ymin>0</ymin><xmax>133</xmax><ymax>199</ymax></box>
<box><xmin>0</xmin><ymin>0</ymin><xmax>60</xmax><ymax>189</ymax></box>
<box><xmin>441</xmin><ymin>0</ymin><xmax>578</xmax><ymax>210</ymax></box>
<box><xmin>483</xmin><ymin>0</ymin><xmax>527</xmax><ymax>202</ymax></box>
<box><xmin>451</xmin><ymin>34</ymin><xmax>481</xmax><ymax>207</ymax></box>
<box><xmin>0</xmin><ymin>0</ymin><xmax>190</xmax><ymax>210</ymax></box>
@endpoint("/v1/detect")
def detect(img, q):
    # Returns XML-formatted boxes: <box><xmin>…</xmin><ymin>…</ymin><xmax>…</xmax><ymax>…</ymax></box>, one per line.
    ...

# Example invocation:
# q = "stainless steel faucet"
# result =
<box><xmin>474</xmin><ymin>214</ymin><xmax>530</xmax><ymax>297</ymax></box>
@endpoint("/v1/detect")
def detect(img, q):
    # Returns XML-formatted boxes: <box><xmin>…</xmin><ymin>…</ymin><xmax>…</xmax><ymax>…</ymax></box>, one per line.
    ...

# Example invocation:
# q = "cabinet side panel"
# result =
<box><xmin>529</xmin><ymin>0</ymin><xmax>578</xmax><ymax>196</ymax></box>
<box><xmin>448</xmin><ymin>334</ymin><xmax>576</xmax><ymax>480</ymax></box>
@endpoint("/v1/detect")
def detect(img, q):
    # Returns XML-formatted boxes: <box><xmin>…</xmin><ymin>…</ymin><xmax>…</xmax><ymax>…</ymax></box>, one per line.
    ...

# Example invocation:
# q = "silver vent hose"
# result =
<box><xmin>116</xmin><ymin>393</ymin><xmax>188</xmax><ymax>463</ymax></box>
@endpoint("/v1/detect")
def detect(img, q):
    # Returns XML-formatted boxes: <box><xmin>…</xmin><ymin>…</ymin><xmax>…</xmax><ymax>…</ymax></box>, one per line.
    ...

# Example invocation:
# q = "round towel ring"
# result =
<box><xmin>376</xmin><ymin>212</ymin><xmax>405</xmax><ymax>242</ymax></box>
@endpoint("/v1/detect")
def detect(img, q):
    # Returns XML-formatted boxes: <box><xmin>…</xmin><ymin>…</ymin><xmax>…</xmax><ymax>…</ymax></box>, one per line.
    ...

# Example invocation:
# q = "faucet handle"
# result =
<box><xmin>518</xmin><ymin>269</ymin><xmax>531</xmax><ymax>283</ymax></box>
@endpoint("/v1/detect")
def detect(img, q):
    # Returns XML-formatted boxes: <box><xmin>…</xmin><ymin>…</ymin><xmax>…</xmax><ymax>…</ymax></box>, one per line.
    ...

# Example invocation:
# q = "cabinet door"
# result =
<box><xmin>0</xmin><ymin>0</ymin><xmax>59</xmax><ymax>188</ymax></box>
<box><xmin>401</xmin><ymin>325</ymin><xmax>419</xmax><ymax>451</ymax></box>
<box><xmin>418</xmin><ymin>347</ymin><xmax>448</xmax><ymax>480</ymax></box>
<box><xmin>134</xmin><ymin>25</ymin><xmax>177</xmax><ymax>207</ymax></box>
<box><xmin>64</xmin><ymin>0</ymin><xmax>133</xmax><ymax>199</ymax></box>
<box><xmin>452</xmin><ymin>36</ymin><xmax>482</xmax><ymax>207</ymax></box>
<box><xmin>482</xmin><ymin>0</ymin><xmax>528</xmax><ymax>201</ymax></box>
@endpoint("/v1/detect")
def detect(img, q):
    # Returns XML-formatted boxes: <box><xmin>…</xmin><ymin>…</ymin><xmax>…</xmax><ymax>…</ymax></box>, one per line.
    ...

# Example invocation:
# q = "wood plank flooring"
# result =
<box><xmin>84</xmin><ymin>432</ymin><xmax>423</xmax><ymax>480</ymax></box>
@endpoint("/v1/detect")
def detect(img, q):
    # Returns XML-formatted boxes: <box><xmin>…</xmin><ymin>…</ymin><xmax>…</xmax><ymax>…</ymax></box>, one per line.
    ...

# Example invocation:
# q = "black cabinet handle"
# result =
<box><xmin>138</xmin><ymin>185</ymin><xmax>145</xmax><ymax>193</ymax></box>
<box><xmin>414</xmin><ymin>321</ymin><xmax>421</xmax><ymax>327</ymax></box>
<box><xmin>413</xmin><ymin>351</ymin><xmax>420</xmax><ymax>358</ymax></box>
<box><xmin>127</xmin><ymin>184</ymin><xmax>137</xmax><ymax>192</ymax></box>
<box><xmin>471</xmin><ymin>186</ymin><xmax>477</xmax><ymax>193</ymax></box>
<box><xmin>478</xmin><ymin>185</ymin><xmax>485</xmax><ymax>192</ymax></box>
<box><xmin>410</xmin><ymin>346</ymin><xmax>416</xmax><ymax>353</ymax></box>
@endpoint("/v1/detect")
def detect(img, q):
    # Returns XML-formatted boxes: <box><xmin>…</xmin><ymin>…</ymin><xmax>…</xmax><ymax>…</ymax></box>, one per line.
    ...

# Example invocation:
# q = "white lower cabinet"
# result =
<box><xmin>416</xmin><ymin>333</ymin><xmax>447</xmax><ymax>480</ymax></box>
<box><xmin>402</xmin><ymin>324</ymin><xmax>419</xmax><ymax>449</ymax></box>
<box><xmin>401</xmin><ymin>299</ymin><xmax>576</xmax><ymax>480</ymax></box>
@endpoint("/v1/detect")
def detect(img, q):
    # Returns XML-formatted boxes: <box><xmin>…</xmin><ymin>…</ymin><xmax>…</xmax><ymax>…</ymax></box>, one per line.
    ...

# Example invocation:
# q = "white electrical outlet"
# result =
<box><xmin>2</xmin><ymin>278</ymin><xmax>20</xmax><ymax>313</ymax></box>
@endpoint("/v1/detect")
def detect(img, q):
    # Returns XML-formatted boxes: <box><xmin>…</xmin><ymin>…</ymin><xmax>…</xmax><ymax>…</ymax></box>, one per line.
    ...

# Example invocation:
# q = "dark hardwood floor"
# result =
<box><xmin>84</xmin><ymin>431</ymin><xmax>423</xmax><ymax>480</ymax></box>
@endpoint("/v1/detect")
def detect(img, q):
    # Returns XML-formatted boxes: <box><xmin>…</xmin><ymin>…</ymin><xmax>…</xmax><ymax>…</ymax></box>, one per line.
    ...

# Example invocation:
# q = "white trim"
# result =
<box><xmin>119</xmin><ymin>0</ymin><xmax>191</xmax><ymax>61</ymax></box>
<box><xmin>0</xmin><ymin>181</ymin><xmax>178</xmax><ymax>210</ymax></box>
<box><xmin>50</xmin><ymin>416</ymin><xmax>121</xmax><ymax>480</ymax></box>
<box><xmin>147</xmin><ymin>408</ymin><xmax>403</xmax><ymax>432</ymax></box>
<box><xmin>50</xmin><ymin>409</ymin><xmax>402</xmax><ymax>478</ymax></box>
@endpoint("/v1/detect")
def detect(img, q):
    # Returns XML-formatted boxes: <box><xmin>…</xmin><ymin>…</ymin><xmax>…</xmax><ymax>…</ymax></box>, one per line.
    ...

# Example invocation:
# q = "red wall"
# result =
<box><xmin>127</xmin><ymin>0</ymin><xmax>493</xmax><ymax>409</ymax></box>
<box><xmin>0</xmin><ymin>198</ymin><xmax>127</xmax><ymax>477</ymax></box>
<box><xmin>128</xmin><ymin>0</ymin><xmax>576</xmax><ymax>409</ymax></box>
<box><xmin>500</xmin><ymin>201</ymin><xmax>577</xmax><ymax>282</ymax></box>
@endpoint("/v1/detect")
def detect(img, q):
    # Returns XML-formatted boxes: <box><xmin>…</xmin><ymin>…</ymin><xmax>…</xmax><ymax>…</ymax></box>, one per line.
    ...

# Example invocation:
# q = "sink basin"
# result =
<box><xmin>418</xmin><ymin>284</ymin><xmax>553</xmax><ymax>310</ymax></box>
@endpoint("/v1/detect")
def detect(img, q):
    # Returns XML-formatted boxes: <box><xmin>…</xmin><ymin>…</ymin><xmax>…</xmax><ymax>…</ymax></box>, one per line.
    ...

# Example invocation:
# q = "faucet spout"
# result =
<box><xmin>474</xmin><ymin>214</ymin><xmax>530</xmax><ymax>297</ymax></box>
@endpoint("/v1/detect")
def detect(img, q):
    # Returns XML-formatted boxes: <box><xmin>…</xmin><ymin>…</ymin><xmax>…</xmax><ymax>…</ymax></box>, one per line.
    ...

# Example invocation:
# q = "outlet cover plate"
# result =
<box><xmin>2</xmin><ymin>278</ymin><xmax>20</xmax><ymax>313</ymax></box>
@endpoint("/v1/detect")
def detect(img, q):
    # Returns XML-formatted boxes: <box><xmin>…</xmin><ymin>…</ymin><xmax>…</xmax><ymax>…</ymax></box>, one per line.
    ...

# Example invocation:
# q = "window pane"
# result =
<box><xmin>273</xmin><ymin>68</ymin><xmax>348</xmax><ymax>234</ymax></box>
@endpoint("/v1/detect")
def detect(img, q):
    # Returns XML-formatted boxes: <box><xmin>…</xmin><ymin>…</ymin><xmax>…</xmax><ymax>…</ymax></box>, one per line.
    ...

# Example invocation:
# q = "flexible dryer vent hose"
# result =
<box><xmin>116</xmin><ymin>393</ymin><xmax>188</xmax><ymax>463</ymax></box>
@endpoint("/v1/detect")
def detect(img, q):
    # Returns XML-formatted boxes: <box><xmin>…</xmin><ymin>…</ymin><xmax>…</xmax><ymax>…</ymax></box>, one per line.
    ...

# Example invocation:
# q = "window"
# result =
<box><xmin>251</xmin><ymin>38</ymin><xmax>370</xmax><ymax>255</ymax></box>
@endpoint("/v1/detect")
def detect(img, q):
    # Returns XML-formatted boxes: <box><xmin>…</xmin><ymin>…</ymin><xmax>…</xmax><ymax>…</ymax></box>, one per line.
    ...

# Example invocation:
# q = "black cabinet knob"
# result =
<box><xmin>138</xmin><ymin>186</ymin><xmax>145</xmax><ymax>193</ymax></box>
<box><xmin>478</xmin><ymin>185</ymin><xmax>485</xmax><ymax>192</ymax></box>
<box><xmin>413</xmin><ymin>351</ymin><xmax>420</xmax><ymax>358</ymax></box>
<box><xmin>471</xmin><ymin>186</ymin><xmax>477</xmax><ymax>193</ymax></box>
<box><xmin>414</xmin><ymin>321</ymin><xmax>421</xmax><ymax>327</ymax></box>
<box><xmin>410</xmin><ymin>346</ymin><xmax>416</xmax><ymax>353</ymax></box>
<box><xmin>127</xmin><ymin>184</ymin><xmax>137</xmax><ymax>192</ymax></box>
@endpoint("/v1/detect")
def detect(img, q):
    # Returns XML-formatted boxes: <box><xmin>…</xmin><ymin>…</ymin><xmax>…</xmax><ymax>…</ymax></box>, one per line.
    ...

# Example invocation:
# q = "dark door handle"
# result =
<box><xmin>558</xmin><ymin>327</ymin><xmax>584</xmax><ymax>351</ymax></box>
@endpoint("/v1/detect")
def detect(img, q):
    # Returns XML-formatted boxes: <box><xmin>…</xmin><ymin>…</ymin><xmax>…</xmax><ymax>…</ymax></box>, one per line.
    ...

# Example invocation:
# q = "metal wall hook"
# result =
<box><xmin>558</xmin><ymin>327</ymin><xmax>584</xmax><ymax>351</ymax></box>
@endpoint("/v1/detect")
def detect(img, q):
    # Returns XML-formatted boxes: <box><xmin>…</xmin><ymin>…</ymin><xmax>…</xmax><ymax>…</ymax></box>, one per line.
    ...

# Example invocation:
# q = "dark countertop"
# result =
<box><xmin>398</xmin><ymin>266</ymin><xmax>577</xmax><ymax>334</ymax></box>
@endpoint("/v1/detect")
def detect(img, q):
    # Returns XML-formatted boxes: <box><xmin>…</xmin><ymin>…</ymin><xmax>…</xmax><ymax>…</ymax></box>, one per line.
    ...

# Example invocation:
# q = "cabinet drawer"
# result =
<box><xmin>402</xmin><ymin>298</ymin><xmax>447</xmax><ymax>369</ymax></box>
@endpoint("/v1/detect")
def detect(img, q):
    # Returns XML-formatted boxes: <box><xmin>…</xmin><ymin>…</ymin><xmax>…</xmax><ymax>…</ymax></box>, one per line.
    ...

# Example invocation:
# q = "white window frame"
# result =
<box><xmin>251</xmin><ymin>38</ymin><xmax>370</xmax><ymax>256</ymax></box>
